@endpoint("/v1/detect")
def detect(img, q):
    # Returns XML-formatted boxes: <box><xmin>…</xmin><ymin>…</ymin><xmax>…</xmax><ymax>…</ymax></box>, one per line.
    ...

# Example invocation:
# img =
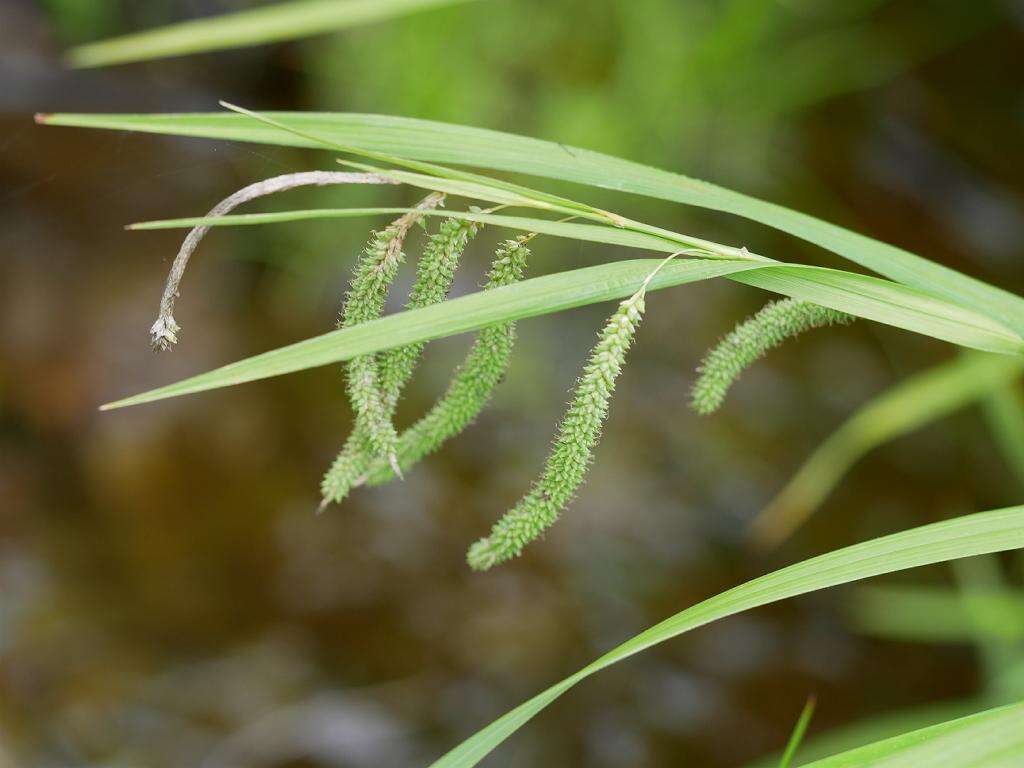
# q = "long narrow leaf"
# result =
<box><xmin>428</xmin><ymin>506</ymin><xmax>1024</xmax><ymax>767</ymax></box>
<box><xmin>726</xmin><ymin>268</ymin><xmax>1020</xmax><ymax>354</ymax></box>
<box><xmin>102</xmin><ymin>258</ymin><xmax>761</xmax><ymax>410</ymax></box>
<box><xmin>100</xmin><ymin>259</ymin><xmax>1022</xmax><ymax>411</ymax></box>
<box><xmin>217</xmin><ymin>101</ymin><xmax>646</xmax><ymax>234</ymax></box>
<box><xmin>128</xmin><ymin>208</ymin><xmax>692</xmax><ymax>254</ymax></box>
<box><xmin>67</xmin><ymin>0</ymin><xmax>479</xmax><ymax>68</ymax></box>
<box><xmin>800</xmin><ymin>700</ymin><xmax>1024</xmax><ymax>767</ymax></box>
<box><xmin>37</xmin><ymin>111</ymin><xmax>1024</xmax><ymax>334</ymax></box>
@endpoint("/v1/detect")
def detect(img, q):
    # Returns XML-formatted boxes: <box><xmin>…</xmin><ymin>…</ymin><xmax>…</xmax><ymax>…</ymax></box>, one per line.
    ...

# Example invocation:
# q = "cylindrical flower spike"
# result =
<box><xmin>321</xmin><ymin>216</ymin><xmax>478</xmax><ymax>506</ymax></box>
<box><xmin>335</xmin><ymin>195</ymin><xmax>444</xmax><ymax>483</ymax></box>
<box><xmin>691</xmin><ymin>298</ymin><xmax>855</xmax><ymax>416</ymax></box>
<box><xmin>378</xmin><ymin>217</ymin><xmax>480</xmax><ymax>410</ymax></box>
<box><xmin>342</xmin><ymin>229</ymin><xmax>408</xmax><ymax>475</ymax></box>
<box><xmin>466</xmin><ymin>277</ymin><xmax>646</xmax><ymax>571</ymax></box>
<box><xmin>361</xmin><ymin>237</ymin><xmax>531</xmax><ymax>487</ymax></box>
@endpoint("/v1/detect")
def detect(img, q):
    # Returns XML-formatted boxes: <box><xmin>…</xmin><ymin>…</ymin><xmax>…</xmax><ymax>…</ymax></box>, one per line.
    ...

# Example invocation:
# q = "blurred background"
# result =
<box><xmin>2</xmin><ymin>0</ymin><xmax>1024</xmax><ymax>765</ymax></box>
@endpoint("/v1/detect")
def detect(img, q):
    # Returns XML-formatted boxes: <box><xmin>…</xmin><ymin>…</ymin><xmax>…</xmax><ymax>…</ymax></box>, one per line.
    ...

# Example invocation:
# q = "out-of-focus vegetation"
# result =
<box><xmin>3</xmin><ymin>0</ymin><xmax>1024</xmax><ymax>766</ymax></box>
<box><xmin>65</xmin><ymin>0</ymin><xmax>481</xmax><ymax>68</ymax></box>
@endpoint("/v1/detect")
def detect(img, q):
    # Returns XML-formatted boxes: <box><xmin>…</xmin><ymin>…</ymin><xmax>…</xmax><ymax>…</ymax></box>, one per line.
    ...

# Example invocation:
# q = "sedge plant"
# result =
<box><xmin>39</xmin><ymin>105</ymin><xmax>1024</xmax><ymax>766</ymax></box>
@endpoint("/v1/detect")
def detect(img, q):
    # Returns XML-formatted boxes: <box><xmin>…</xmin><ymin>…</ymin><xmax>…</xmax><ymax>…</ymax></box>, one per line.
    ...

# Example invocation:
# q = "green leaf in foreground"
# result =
<box><xmin>751</xmin><ymin>353</ymin><xmax>1024</xmax><ymax>548</ymax></box>
<box><xmin>744</xmin><ymin>698</ymin><xmax>987</xmax><ymax>768</ymax></box>
<box><xmin>100</xmin><ymin>258</ymin><xmax>1023</xmax><ymax>411</ymax></box>
<box><xmin>67</xmin><ymin>0</ymin><xmax>480</xmax><ymax>68</ymax></box>
<box><xmin>100</xmin><ymin>259</ymin><xmax>754</xmax><ymax>409</ymax></box>
<box><xmin>36</xmin><ymin>111</ymin><xmax>1024</xmax><ymax>335</ymax></box>
<box><xmin>428</xmin><ymin>506</ymin><xmax>1024</xmax><ymax>767</ymax></box>
<box><xmin>800</xmin><ymin>700</ymin><xmax>1024</xmax><ymax>767</ymax></box>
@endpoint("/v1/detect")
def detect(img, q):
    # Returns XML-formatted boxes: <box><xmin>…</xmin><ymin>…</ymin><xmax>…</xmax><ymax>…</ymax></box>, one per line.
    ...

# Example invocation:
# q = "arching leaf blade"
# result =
<box><xmin>800</xmin><ymin>700</ymin><xmax>1024</xmax><ymax>768</ymax></box>
<box><xmin>99</xmin><ymin>257</ymin><xmax>1022</xmax><ymax>411</ymax></box>
<box><xmin>429</xmin><ymin>507</ymin><xmax>1024</xmax><ymax>767</ymax></box>
<box><xmin>37</xmin><ymin>111</ymin><xmax>1024</xmax><ymax>334</ymax></box>
<box><xmin>100</xmin><ymin>258</ymin><xmax>761</xmax><ymax>410</ymax></box>
<box><xmin>100</xmin><ymin>259</ymin><xmax>1022</xmax><ymax>411</ymax></box>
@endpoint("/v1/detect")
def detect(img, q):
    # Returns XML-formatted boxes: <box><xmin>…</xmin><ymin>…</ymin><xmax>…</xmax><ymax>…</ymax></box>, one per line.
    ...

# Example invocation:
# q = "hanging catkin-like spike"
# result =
<box><xmin>691</xmin><ymin>298</ymin><xmax>855</xmax><ymax>416</ymax></box>
<box><xmin>360</xmin><ymin>237</ymin><xmax>531</xmax><ymax>488</ymax></box>
<box><xmin>378</xmin><ymin>217</ymin><xmax>480</xmax><ymax>411</ymax></box>
<box><xmin>334</xmin><ymin>195</ymin><xmax>444</xmax><ymax>487</ymax></box>
<box><xmin>320</xmin><ymin>216</ymin><xmax>478</xmax><ymax>506</ymax></box>
<box><xmin>341</xmin><ymin>230</ymin><xmax>407</xmax><ymax>476</ymax></box>
<box><xmin>466</xmin><ymin>276</ymin><xmax>647</xmax><ymax>571</ymax></box>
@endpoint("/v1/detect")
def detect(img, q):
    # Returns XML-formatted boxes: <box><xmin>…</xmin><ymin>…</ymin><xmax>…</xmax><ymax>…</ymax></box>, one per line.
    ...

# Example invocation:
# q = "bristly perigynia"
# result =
<box><xmin>321</xmin><ymin>215</ymin><xmax>477</xmax><ymax>506</ymax></box>
<box><xmin>378</xmin><ymin>217</ymin><xmax>480</xmax><ymax>413</ymax></box>
<box><xmin>330</xmin><ymin>196</ymin><xmax>444</xmax><ymax>493</ymax></box>
<box><xmin>466</xmin><ymin>274</ymin><xmax>646</xmax><ymax>571</ymax></box>
<box><xmin>361</xmin><ymin>236</ymin><xmax>530</xmax><ymax>487</ymax></box>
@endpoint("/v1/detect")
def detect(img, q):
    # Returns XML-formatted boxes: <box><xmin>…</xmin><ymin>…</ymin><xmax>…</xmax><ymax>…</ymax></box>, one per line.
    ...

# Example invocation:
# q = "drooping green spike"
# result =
<box><xmin>326</xmin><ymin>196</ymin><xmax>443</xmax><ymax>497</ymax></box>
<box><xmin>467</xmin><ymin>281</ymin><xmax>646</xmax><ymax>571</ymax></box>
<box><xmin>321</xmin><ymin>212</ymin><xmax>477</xmax><ymax>505</ymax></box>
<box><xmin>692</xmin><ymin>298</ymin><xmax>855</xmax><ymax>416</ymax></box>
<box><xmin>361</xmin><ymin>237</ymin><xmax>531</xmax><ymax>488</ymax></box>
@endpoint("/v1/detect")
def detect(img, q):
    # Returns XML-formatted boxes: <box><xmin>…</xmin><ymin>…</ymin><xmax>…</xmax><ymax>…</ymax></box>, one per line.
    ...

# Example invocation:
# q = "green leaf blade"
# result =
<box><xmin>732</xmin><ymin>267</ymin><xmax>1023</xmax><ymax>355</ymax></box>
<box><xmin>128</xmin><ymin>208</ymin><xmax>690</xmax><ymax>254</ymax></box>
<box><xmin>429</xmin><ymin>506</ymin><xmax>1024</xmax><ymax>767</ymax></box>
<box><xmin>99</xmin><ymin>256</ymin><xmax>1022</xmax><ymax>411</ymax></box>
<box><xmin>38</xmin><ymin>111</ymin><xmax>1024</xmax><ymax>334</ymax></box>
<box><xmin>100</xmin><ymin>258</ymin><xmax>762</xmax><ymax>410</ymax></box>
<box><xmin>801</xmin><ymin>700</ymin><xmax>1024</xmax><ymax>767</ymax></box>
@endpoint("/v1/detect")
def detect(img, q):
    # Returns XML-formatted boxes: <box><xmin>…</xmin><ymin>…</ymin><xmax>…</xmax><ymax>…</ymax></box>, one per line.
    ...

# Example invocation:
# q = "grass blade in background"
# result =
<box><xmin>428</xmin><ymin>506</ymin><xmax>1024</xmax><ymax>767</ymax></box>
<box><xmin>951</xmin><ymin>557</ymin><xmax>1024</xmax><ymax>694</ymax></box>
<box><xmin>778</xmin><ymin>697</ymin><xmax>816</xmax><ymax>768</ymax></box>
<box><xmin>849</xmin><ymin>584</ymin><xmax>1024</xmax><ymax>644</ymax></box>
<box><xmin>800</xmin><ymin>700</ymin><xmax>1024</xmax><ymax>768</ymax></box>
<box><xmin>37</xmin><ymin>111</ymin><xmax>1024</xmax><ymax>334</ymax></box>
<box><xmin>982</xmin><ymin>384</ymin><xmax>1024</xmax><ymax>488</ymax></box>
<box><xmin>750</xmin><ymin>354</ymin><xmax>1024</xmax><ymax>549</ymax></box>
<box><xmin>67</xmin><ymin>0</ymin><xmax>479</xmax><ymax>68</ymax></box>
